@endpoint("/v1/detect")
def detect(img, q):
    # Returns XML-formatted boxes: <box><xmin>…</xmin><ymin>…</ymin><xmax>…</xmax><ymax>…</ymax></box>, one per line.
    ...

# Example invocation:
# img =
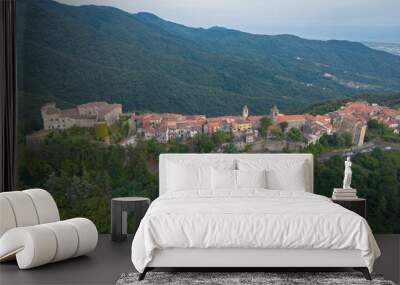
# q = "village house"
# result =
<box><xmin>133</xmin><ymin>112</ymin><xmax>206</xmax><ymax>143</ymax></box>
<box><xmin>327</xmin><ymin>101</ymin><xmax>400</xmax><ymax>144</ymax></box>
<box><xmin>330</xmin><ymin>114</ymin><xmax>367</xmax><ymax>146</ymax></box>
<box><xmin>271</xmin><ymin>105</ymin><xmax>306</xmax><ymax>129</ymax></box>
<box><xmin>205</xmin><ymin>118</ymin><xmax>224</xmax><ymax>135</ymax></box>
<box><xmin>335</xmin><ymin>101</ymin><xmax>400</xmax><ymax>133</ymax></box>
<box><xmin>231</xmin><ymin>118</ymin><xmax>252</xmax><ymax>133</ymax></box>
<box><xmin>247</xmin><ymin>115</ymin><xmax>262</xmax><ymax>129</ymax></box>
<box><xmin>245</xmin><ymin>129</ymin><xmax>258</xmax><ymax>144</ymax></box>
<box><xmin>155</xmin><ymin>126</ymin><xmax>169</xmax><ymax>143</ymax></box>
<box><xmin>129</xmin><ymin>101</ymin><xmax>397</xmax><ymax>146</ymax></box>
<box><xmin>303</xmin><ymin>114</ymin><xmax>333</xmax><ymax>144</ymax></box>
<box><xmin>377</xmin><ymin>108</ymin><xmax>400</xmax><ymax>130</ymax></box>
<box><xmin>276</xmin><ymin>114</ymin><xmax>306</xmax><ymax>129</ymax></box>
<box><xmin>144</xmin><ymin>128</ymin><xmax>156</xmax><ymax>140</ymax></box>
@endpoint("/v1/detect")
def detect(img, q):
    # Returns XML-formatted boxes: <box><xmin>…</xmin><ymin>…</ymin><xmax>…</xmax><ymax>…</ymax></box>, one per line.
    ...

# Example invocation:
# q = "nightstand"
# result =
<box><xmin>331</xmin><ymin>198</ymin><xmax>366</xmax><ymax>219</ymax></box>
<box><xmin>111</xmin><ymin>197</ymin><xmax>150</xmax><ymax>242</ymax></box>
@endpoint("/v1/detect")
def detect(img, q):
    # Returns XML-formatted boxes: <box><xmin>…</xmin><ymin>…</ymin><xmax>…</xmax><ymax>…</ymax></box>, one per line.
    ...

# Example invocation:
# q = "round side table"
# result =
<box><xmin>111</xmin><ymin>197</ymin><xmax>150</xmax><ymax>242</ymax></box>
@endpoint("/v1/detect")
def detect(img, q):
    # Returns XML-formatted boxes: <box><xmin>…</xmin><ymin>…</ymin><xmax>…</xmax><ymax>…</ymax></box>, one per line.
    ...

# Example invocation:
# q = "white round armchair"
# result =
<box><xmin>0</xmin><ymin>189</ymin><xmax>98</xmax><ymax>269</ymax></box>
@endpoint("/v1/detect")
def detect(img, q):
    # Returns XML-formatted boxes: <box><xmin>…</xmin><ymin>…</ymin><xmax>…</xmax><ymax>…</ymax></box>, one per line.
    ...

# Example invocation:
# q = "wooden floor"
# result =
<box><xmin>0</xmin><ymin>235</ymin><xmax>134</xmax><ymax>285</ymax></box>
<box><xmin>0</xmin><ymin>234</ymin><xmax>399</xmax><ymax>285</ymax></box>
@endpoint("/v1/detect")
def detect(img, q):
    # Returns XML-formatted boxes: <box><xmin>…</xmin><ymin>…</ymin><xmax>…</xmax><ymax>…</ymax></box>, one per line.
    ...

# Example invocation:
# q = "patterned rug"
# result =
<box><xmin>116</xmin><ymin>271</ymin><xmax>396</xmax><ymax>285</ymax></box>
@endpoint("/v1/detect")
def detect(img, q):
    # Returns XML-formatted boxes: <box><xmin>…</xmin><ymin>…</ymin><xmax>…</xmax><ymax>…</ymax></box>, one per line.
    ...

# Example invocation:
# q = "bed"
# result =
<box><xmin>131</xmin><ymin>154</ymin><xmax>380</xmax><ymax>280</ymax></box>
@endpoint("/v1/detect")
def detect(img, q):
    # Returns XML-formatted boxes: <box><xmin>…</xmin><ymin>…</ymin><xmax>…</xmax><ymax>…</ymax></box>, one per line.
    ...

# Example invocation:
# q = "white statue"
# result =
<box><xmin>343</xmin><ymin>156</ymin><xmax>352</xmax><ymax>189</ymax></box>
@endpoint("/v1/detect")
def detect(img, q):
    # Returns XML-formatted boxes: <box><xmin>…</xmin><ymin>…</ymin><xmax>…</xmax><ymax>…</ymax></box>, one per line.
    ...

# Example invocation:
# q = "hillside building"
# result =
<box><xmin>333</xmin><ymin>115</ymin><xmax>367</xmax><ymax>146</ymax></box>
<box><xmin>276</xmin><ymin>114</ymin><xmax>306</xmax><ymax>129</ymax></box>
<box><xmin>270</xmin><ymin>105</ymin><xmax>306</xmax><ymax>129</ymax></box>
<box><xmin>41</xmin><ymin>102</ymin><xmax>122</xmax><ymax>130</ymax></box>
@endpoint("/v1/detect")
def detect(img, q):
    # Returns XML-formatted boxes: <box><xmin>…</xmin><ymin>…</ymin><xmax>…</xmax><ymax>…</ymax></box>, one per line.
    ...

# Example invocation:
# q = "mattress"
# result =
<box><xmin>131</xmin><ymin>190</ymin><xmax>380</xmax><ymax>273</ymax></box>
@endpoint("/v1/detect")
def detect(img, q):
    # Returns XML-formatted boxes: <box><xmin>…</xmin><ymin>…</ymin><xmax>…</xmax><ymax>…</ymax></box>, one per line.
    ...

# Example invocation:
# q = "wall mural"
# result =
<box><xmin>17</xmin><ymin>0</ymin><xmax>400</xmax><ymax>233</ymax></box>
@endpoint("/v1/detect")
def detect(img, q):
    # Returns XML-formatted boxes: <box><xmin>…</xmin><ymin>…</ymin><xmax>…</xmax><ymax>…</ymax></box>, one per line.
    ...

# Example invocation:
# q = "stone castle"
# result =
<box><xmin>41</xmin><ymin>102</ymin><xmax>122</xmax><ymax>130</ymax></box>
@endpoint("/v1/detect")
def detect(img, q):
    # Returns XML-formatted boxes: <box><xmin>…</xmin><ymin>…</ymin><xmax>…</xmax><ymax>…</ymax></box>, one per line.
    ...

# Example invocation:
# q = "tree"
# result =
<box><xmin>145</xmin><ymin>138</ymin><xmax>166</xmax><ymax>160</ymax></box>
<box><xmin>191</xmin><ymin>134</ymin><xmax>215</xmax><ymax>153</ymax></box>
<box><xmin>319</xmin><ymin>133</ymin><xmax>352</xmax><ymax>148</ymax></box>
<box><xmin>279</xmin><ymin>121</ymin><xmax>288</xmax><ymax>132</ymax></box>
<box><xmin>286</xmin><ymin>128</ymin><xmax>302</xmax><ymax>141</ymax></box>
<box><xmin>314</xmin><ymin>150</ymin><xmax>400</xmax><ymax>233</ymax></box>
<box><xmin>212</xmin><ymin>130</ymin><xmax>233</xmax><ymax>146</ymax></box>
<box><xmin>19</xmin><ymin>124</ymin><xmax>400</xmax><ymax>234</ymax></box>
<box><xmin>95</xmin><ymin>123</ymin><xmax>109</xmax><ymax>141</ymax></box>
<box><xmin>260</xmin><ymin>116</ymin><xmax>272</xmax><ymax>138</ymax></box>
<box><xmin>271</xmin><ymin>128</ymin><xmax>284</xmax><ymax>139</ymax></box>
<box><xmin>367</xmin><ymin>119</ymin><xmax>381</xmax><ymax>130</ymax></box>
<box><xmin>341</xmin><ymin>132</ymin><xmax>353</xmax><ymax>147</ymax></box>
<box><xmin>223</xmin><ymin>143</ymin><xmax>238</xmax><ymax>153</ymax></box>
<box><xmin>365</xmin><ymin>119</ymin><xmax>400</xmax><ymax>143</ymax></box>
<box><xmin>244</xmin><ymin>144</ymin><xmax>252</xmax><ymax>153</ymax></box>
<box><xmin>168</xmin><ymin>139</ymin><xmax>190</xmax><ymax>153</ymax></box>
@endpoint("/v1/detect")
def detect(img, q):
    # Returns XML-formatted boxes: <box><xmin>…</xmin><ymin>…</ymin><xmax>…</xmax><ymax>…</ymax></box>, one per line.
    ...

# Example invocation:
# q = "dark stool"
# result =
<box><xmin>111</xmin><ymin>197</ymin><xmax>150</xmax><ymax>242</ymax></box>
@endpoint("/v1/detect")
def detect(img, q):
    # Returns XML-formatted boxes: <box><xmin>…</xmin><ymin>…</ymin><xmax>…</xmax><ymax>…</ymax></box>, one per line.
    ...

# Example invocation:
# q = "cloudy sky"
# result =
<box><xmin>55</xmin><ymin>0</ymin><xmax>400</xmax><ymax>43</ymax></box>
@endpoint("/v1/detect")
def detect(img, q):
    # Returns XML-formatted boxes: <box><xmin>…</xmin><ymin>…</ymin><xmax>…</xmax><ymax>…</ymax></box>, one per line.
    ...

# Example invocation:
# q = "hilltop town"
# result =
<box><xmin>27</xmin><ymin>101</ymin><xmax>400</xmax><ymax>152</ymax></box>
<box><xmin>129</xmin><ymin>101</ymin><xmax>399</xmax><ymax>150</ymax></box>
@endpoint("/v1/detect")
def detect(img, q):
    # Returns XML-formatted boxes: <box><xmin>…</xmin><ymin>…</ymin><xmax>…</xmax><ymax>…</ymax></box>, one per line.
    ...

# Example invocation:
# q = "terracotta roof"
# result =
<box><xmin>161</xmin><ymin>120</ymin><xmax>177</xmax><ymax>127</ymax></box>
<box><xmin>277</xmin><ymin>114</ymin><xmax>306</xmax><ymax>122</ymax></box>
<box><xmin>142</xmin><ymin>114</ymin><xmax>162</xmax><ymax>121</ymax></box>
<box><xmin>305</xmin><ymin>114</ymin><xmax>315</xmax><ymax>121</ymax></box>
<box><xmin>160</xmin><ymin>113</ymin><xmax>182</xmax><ymax>120</ymax></box>
<box><xmin>78</xmin><ymin>102</ymin><xmax>108</xmax><ymax>109</ymax></box>
<box><xmin>185</xmin><ymin>115</ymin><xmax>206</xmax><ymax>120</ymax></box>
<box><xmin>44</xmin><ymin>108</ymin><xmax>61</xmax><ymax>115</ymax></box>
<box><xmin>342</xmin><ymin>101</ymin><xmax>383</xmax><ymax>115</ymax></box>
<box><xmin>382</xmin><ymin>108</ymin><xmax>400</xmax><ymax>117</ymax></box>
<box><xmin>177</xmin><ymin>121</ymin><xmax>203</xmax><ymax>128</ymax></box>
<box><xmin>60</xmin><ymin>108</ymin><xmax>96</xmax><ymax>119</ymax></box>
<box><xmin>207</xmin><ymin>117</ymin><xmax>225</xmax><ymax>123</ymax></box>
<box><xmin>233</xmin><ymin>118</ymin><xmax>250</xmax><ymax>124</ymax></box>
<box><xmin>43</xmin><ymin>102</ymin><xmax>121</xmax><ymax>120</ymax></box>
<box><xmin>207</xmin><ymin>116</ymin><xmax>237</xmax><ymax>122</ymax></box>
<box><xmin>207</xmin><ymin>121</ymin><xmax>222</xmax><ymax>127</ymax></box>
<box><xmin>310</xmin><ymin>115</ymin><xmax>331</xmax><ymax>125</ymax></box>
<box><xmin>98</xmin><ymin>104</ymin><xmax>122</xmax><ymax>118</ymax></box>
<box><xmin>247</xmin><ymin>116</ymin><xmax>262</xmax><ymax>122</ymax></box>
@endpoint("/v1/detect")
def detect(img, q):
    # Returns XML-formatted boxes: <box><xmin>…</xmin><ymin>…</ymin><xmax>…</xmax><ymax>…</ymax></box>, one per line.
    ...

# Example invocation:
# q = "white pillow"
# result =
<box><xmin>236</xmin><ymin>169</ymin><xmax>267</xmax><ymax>189</ymax></box>
<box><xmin>212</xmin><ymin>168</ymin><xmax>237</xmax><ymax>191</ymax></box>
<box><xmin>266</xmin><ymin>167</ymin><xmax>306</xmax><ymax>191</ymax></box>
<box><xmin>237</xmin><ymin>159</ymin><xmax>309</xmax><ymax>192</ymax></box>
<box><xmin>167</xmin><ymin>163</ymin><xmax>212</xmax><ymax>191</ymax></box>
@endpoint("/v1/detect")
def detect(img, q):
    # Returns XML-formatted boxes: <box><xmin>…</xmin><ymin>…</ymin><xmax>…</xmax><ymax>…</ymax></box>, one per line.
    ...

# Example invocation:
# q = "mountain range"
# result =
<box><xmin>16</xmin><ymin>0</ymin><xmax>400</xmax><ymax>131</ymax></box>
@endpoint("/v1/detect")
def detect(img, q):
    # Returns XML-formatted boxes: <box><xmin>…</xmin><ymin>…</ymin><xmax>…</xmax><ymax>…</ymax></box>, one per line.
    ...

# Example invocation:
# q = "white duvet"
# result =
<box><xmin>131</xmin><ymin>190</ymin><xmax>380</xmax><ymax>273</ymax></box>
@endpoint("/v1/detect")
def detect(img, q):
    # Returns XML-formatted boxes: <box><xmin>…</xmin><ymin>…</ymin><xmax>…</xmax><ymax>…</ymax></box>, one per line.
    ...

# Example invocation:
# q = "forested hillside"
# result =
<box><xmin>315</xmin><ymin>149</ymin><xmax>400</xmax><ymax>233</ymax></box>
<box><xmin>17</xmin><ymin>0</ymin><xmax>400</xmax><ymax>133</ymax></box>
<box><xmin>18</xmin><ymin>130</ymin><xmax>400</xmax><ymax>234</ymax></box>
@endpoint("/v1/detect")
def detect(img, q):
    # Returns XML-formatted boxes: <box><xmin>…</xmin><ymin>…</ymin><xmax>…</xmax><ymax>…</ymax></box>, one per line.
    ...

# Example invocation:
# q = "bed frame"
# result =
<box><xmin>139</xmin><ymin>248</ymin><xmax>371</xmax><ymax>280</ymax></box>
<box><xmin>139</xmin><ymin>154</ymin><xmax>372</xmax><ymax>281</ymax></box>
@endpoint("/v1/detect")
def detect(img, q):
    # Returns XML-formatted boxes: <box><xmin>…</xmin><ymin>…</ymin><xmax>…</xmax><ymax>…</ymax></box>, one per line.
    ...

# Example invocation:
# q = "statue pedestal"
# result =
<box><xmin>332</xmin><ymin>188</ymin><xmax>357</xmax><ymax>199</ymax></box>
<box><xmin>333</xmin><ymin>188</ymin><xmax>357</xmax><ymax>192</ymax></box>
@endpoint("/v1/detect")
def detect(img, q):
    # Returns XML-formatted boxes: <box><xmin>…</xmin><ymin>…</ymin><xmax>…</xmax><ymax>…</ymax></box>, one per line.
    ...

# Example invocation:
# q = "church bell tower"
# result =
<box><xmin>242</xmin><ymin>105</ymin><xmax>249</xmax><ymax>119</ymax></box>
<box><xmin>271</xmin><ymin>105</ymin><xmax>279</xmax><ymax>122</ymax></box>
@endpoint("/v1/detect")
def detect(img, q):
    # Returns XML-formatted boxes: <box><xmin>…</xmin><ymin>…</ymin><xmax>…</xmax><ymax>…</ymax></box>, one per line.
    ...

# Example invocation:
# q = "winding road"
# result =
<box><xmin>317</xmin><ymin>141</ymin><xmax>400</xmax><ymax>162</ymax></box>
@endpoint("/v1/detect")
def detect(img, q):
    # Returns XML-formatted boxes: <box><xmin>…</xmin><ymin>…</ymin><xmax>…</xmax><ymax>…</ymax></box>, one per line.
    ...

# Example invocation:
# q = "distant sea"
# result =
<box><xmin>362</xmin><ymin>42</ymin><xmax>400</xmax><ymax>56</ymax></box>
